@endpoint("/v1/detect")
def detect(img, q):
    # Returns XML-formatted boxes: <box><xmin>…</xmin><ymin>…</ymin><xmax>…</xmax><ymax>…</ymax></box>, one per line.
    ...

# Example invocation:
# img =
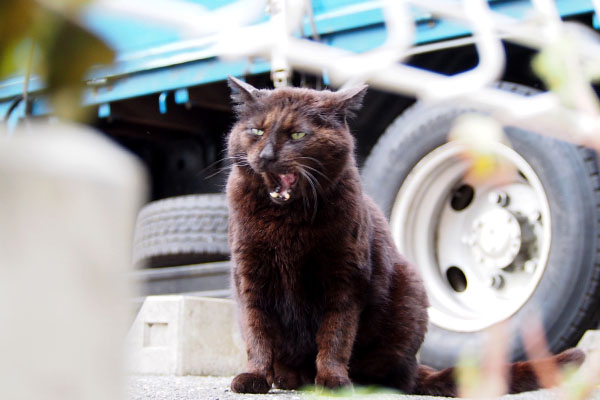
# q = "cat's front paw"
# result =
<box><xmin>231</xmin><ymin>373</ymin><xmax>271</xmax><ymax>394</ymax></box>
<box><xmin>315</xmin><ymin>372</ymin><xmax>352</xmax><ymax>390</ymax></box>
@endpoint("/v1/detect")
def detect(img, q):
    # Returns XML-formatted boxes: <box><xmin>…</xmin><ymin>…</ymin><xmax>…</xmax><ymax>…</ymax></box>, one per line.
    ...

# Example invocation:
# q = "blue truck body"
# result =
<box><xmin>0</xmin><ymin>0</ymin><xmax>596</xmax><ymax>120</ymax></box>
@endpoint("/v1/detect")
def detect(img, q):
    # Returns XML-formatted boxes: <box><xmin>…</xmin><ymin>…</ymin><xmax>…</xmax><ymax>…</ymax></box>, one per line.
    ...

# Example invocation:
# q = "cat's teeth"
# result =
<box><xmin>270</xmin><ymin>189</ymin><xmax>290</xmax><ymax>200</ymax></box>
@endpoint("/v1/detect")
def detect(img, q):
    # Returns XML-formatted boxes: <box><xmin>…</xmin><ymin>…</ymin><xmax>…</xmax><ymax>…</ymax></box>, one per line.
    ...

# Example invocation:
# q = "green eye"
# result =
<box><xmin>250</xmin><ymin>128</ymin><xmax>264</xmax><ymax>136</ymax></box>
<box><xmin>291</xmin><ymin>132</ymin><xmax>306</xmax><ymax>140</ymax></box>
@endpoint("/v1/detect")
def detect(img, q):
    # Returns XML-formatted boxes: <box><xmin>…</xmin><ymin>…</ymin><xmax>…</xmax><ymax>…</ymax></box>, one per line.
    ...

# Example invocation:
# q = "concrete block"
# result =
<box><xmin>127</xmin><ymin>295</ymin><xmax>246</xmax><ymax>376</ymax></box>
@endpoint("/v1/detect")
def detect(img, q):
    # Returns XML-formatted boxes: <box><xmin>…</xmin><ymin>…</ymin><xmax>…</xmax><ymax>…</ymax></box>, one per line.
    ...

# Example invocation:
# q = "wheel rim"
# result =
<box><xmin>390</xmin><ymin>141</ymin><xmax>551</xmax><ymax>332</ymax></box>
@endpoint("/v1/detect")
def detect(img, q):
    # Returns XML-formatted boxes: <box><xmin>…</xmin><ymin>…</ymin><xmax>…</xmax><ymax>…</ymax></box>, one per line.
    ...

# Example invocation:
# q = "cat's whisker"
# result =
<box><xmin>301</xmin><ymin>168</ymin><xmax>325</xmax><ymax>196</ymax></box>
<box><xmin>300</xmin><ymin>183</ymin><xmax>310</xmax><ymax>220</ymax></box>
<box><xmin>297</xmin><ymin>156</ymin><xmax>326</xmax><ymax>170</ymax></box>
<box><xmin>204</xmin><ymin>169</ymin><xmax>225</xmax><ymax>180</ymax></box>
<box><xmin>298</xmin><ymin>168</ymin><xmax>319</xmax><ymax>222</ymax></box>
<box><xmin>204</xmin><ymin>163</ymin><xmax>234</xmax><ymax>179</ymax></box>
<box><xmin>232</xmin><ymin>154</ymin><xmax>252</xmax><ymax>168</ymax></box>
<box><xmin>191</xmin><ymin>150</ymin><xmax>234</xmax><ymax>178</ymax></box>
<box><xmin>205</xmin><ymin>154</ymin><xmax>252</xmax><ymax>179</ymax></box>
<box><xmin>299</xmin><ymin>164</ymin><xmax>331</xmax><ymax>183</ymax></box>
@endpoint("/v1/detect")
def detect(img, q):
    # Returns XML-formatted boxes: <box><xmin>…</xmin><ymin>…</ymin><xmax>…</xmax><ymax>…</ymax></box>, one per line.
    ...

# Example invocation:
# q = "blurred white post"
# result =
<box><xmin>269</xmin><ymin>0</ymin><xmax>291</xmax><ymax>87</ymax></box>
<box><xmin>0</xmin><ymin>123</ymin><xmax>146</xmax><ymax>400</ymax></box>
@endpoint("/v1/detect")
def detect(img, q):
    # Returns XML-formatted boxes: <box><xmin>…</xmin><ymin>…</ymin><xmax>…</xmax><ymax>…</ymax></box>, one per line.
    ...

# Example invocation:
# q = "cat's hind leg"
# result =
<box><xmin>349</xmin><ymin>351</ymin><xmax>419</xmax><ymax>393</ymax></box>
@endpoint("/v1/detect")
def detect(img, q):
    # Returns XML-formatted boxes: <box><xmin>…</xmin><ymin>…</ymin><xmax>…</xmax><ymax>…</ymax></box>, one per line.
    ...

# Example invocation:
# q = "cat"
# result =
<box><xmin>224</xmin><ymin>76</ymin><xmax>585</xmax><ymax>396</ymax></box>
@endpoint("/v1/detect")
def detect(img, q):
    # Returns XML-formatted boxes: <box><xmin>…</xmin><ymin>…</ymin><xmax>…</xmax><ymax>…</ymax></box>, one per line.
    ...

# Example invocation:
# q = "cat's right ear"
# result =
<box><xmin>228</xmin><ymin>76</ymin><xmax>259</xmax><ymax>104</ymax></box>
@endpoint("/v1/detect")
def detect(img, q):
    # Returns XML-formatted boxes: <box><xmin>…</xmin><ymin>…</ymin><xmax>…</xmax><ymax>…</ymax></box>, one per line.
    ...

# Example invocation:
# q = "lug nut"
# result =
<box><xmin>462</xmin><ymin>235</ymin><xmax>475</xmax><ymax>246</ymax></box>
<box><xmin>489</xmin><ymin>191</ymin><xmax>510</xmax><ymax>207</ymax></box>
<box><xmin>524</xmin><ymin>260</ymin><xmax>537</xmax><ymax>273</ymax></box>
<box><xmin>529</xmin><ymin>211</ymin><xmax>542</xmax><ymax>223</ymax></box>
<box><xmin>489</xmin><ymin>274</ymin><xmax>505</xmax><ymax>289</ymax></box>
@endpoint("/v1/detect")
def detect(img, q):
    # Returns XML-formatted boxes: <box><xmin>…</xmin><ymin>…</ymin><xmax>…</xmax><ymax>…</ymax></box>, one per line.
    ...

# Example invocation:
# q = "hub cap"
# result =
<box><xmin>390</xmin><ymin>142</ymin><xmax>551</xmax><ymax>332</ymax></box>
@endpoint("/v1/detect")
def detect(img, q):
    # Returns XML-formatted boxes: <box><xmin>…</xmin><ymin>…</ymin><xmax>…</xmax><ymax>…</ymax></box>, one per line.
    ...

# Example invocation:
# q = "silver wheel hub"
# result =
<box><xmin>390</xmin><ymin>141</ymin><xmax>551</xmax><ymax>332</ymax></box>
<box><xmin>469</xmin><ymin>208</ymin><xmax>522</xmax><ymax>270</ymax></box>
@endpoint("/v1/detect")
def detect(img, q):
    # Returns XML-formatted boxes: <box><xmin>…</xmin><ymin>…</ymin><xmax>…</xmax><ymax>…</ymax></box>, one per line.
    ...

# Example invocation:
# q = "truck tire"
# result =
<box><xmin>361</xmin><ymin>96</ymin><xmax>600</xmax><ymax>369</ymax></box>
<box><xmin>132</xmin><ymin>194</ymin><xmax>230</xmax><ymax>268</ymax></box>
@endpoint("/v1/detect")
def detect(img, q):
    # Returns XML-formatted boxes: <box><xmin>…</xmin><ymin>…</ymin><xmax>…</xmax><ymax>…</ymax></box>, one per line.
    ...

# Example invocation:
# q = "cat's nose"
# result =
<box><xmin>259</xmin><ymin>142</ymin><xmax>276</xmax><ymax>162</ymax></box>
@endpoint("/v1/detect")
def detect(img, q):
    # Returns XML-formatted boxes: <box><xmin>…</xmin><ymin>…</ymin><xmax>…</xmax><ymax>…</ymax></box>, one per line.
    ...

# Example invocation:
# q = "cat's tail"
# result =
<box><xmin>413</xmin><ymin>348</ymin><xmax>585</xmax><ymax>397</ymax></box>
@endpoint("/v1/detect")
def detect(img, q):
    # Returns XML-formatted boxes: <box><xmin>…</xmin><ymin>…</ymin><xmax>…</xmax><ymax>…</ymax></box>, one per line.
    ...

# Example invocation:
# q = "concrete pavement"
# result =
<box><xmin>126</xmin><ymin>375</ymin><xmax>600</xmax><ymax>400</ymax></box>
<box><xmin>125</xmin><ymin>297</ymin><xmax>600</xmax><ymax>400</ymax></box>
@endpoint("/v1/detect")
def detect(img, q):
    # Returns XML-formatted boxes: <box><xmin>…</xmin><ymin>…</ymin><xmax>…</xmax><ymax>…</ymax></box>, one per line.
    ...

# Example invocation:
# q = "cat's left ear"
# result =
<box><xmin>334</xmin><ymin>85</ymin><xmax>368</xmax><ymax>119</ymax></box>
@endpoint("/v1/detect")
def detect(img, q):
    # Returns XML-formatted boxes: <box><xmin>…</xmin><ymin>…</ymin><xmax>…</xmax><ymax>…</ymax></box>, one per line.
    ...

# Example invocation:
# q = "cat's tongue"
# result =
<box><xmin>269</xmin><ymin>173</ymin><xmax>297</xmax><ymax>201</ymax></box>
<box><xmin>279</xmin><ymin>173</ymin><xmax>296</xmax><ymax>190</ymax></box>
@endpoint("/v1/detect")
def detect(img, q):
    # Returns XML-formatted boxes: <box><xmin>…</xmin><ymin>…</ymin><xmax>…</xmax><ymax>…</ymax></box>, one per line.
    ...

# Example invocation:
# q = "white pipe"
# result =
<box><xmin>418</xmin><ymin>0</ymin><xmax>505</xmax><ymax>99</ymax></box>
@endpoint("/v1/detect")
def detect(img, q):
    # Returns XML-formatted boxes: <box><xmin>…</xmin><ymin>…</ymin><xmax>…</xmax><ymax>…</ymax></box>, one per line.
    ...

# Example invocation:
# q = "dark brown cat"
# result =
<box><xmin>225</xmin><ymin>76</ymin><xmax>584</xmax><ymax>396</ymax></box>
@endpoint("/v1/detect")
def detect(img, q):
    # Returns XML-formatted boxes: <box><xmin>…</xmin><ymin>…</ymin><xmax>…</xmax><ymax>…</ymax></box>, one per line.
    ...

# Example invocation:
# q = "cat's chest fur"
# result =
<box><xmin>231</xmin><ymin>200</ymin><xmax>334</xmax><ymax>301</ymax></box>
<box><xmin>231</xmin><ymin>207</ymin><xmax>330</xmax><ymax>359</ymax></box>
<box><xmin>229</xmin><ymin>181</ymin><xmax>352</xmax><ymax>331</ymax></box>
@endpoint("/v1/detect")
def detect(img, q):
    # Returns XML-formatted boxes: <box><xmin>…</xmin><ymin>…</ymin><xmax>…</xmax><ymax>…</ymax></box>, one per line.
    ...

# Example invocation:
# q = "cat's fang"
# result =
<box><xmin>282</xmin><ymin>191</ymin><xmax>290</xmax><ymax>200</ymax></box>
<box><xmin>270</xmin><ymin>191</ymin><xmax>279</xmax><ymax>198</ymax></box>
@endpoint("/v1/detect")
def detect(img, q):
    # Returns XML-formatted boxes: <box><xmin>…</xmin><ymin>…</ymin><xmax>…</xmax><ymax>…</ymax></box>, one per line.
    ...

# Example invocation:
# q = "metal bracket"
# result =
<box><xmin>158</xmin><ymin>91</ymin><xmax>168</xmax><ymax>114</ymax></box>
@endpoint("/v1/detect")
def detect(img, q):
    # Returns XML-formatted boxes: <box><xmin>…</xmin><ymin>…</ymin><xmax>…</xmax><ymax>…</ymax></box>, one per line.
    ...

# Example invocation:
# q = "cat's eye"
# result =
<box><xmin>290</xmin><ymin>132</ymin><xmax>306</xmax><ymax>140</ymax></box>
<box><xmin>250</xmin><ymin>128</ymin><xmax>264</xmax><ymax>136</ymax></box>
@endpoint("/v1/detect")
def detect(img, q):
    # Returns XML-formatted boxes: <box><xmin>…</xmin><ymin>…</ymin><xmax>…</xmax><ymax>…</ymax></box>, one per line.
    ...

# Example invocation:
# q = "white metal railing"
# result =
<box><xmin>214</xmin><ymin>0</ymin><xmax>600</xmax><ymax>147</ymax></box>
<box><xmin>91</xmin><ymin>0</ymin><xmax>600</xmax><ymax>146</ymax></box>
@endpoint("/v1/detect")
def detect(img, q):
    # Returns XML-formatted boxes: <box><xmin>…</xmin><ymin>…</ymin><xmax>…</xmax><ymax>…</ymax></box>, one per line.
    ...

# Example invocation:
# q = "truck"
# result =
<box><xmin>2</xmin><ymin>0</ymin><xmax>599</xmax><ymax>370</ymax></box>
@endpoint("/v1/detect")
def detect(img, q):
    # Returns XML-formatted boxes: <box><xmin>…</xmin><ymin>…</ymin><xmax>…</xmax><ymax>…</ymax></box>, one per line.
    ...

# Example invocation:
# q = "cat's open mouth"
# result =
<box><xmin>268</xmin><ymin>173</ymin><xmax>297</xmax><ymax>203</ymax></box>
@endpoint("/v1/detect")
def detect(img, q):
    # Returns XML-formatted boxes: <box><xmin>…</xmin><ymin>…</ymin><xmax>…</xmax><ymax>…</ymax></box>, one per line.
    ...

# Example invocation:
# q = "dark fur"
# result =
<box><xmin>225</xmin><ymin>76</ymin><xmax>584</xmax><ymax>396</ymax></box>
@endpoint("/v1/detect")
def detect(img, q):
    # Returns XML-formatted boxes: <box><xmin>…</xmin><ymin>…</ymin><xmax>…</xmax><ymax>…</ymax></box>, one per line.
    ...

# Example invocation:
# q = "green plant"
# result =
<box><xmin>0</xmin><ymin>0</ymin><xmax>114</xmax><ymax>121</ymax></box>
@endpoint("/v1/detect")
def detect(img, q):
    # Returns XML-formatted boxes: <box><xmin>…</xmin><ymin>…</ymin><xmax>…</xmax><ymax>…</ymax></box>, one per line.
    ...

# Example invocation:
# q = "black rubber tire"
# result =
<box><xmin>132</xmin><ymin>194</ymin><xmax>230</xmax><ymax>268</ymax></box>
<box><xmin>361</xmin><ymin>93</ymin><xmax>600</xmax><ymax>369</ymax></box>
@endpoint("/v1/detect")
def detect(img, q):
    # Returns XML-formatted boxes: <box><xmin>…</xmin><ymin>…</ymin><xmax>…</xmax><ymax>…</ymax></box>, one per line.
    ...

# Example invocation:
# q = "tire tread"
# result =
<box><xmin>132</xmin><ymin>194</ymin><xmax>230</xmax><ymax>267</ymax></box>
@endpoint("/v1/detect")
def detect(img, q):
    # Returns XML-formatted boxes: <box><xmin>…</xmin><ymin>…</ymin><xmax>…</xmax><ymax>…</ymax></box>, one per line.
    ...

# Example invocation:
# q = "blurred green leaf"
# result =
<box><xmin>532</xmin><ymin>34</ymin><xmax>600</xmax><ymax>115</ymax></box>
<box><xmin>0</xmin><ymin>0</ymin><xmax>114</xmax><ymax>121</ymax></box>
<box><xmin>0</xmin><ymin>38</ymin><xmax>35</xmax><ymax>78</ymax></box>
<box><xmin>0</xmin><ymin>0</ymin><xmax>36</xmax><ymax>78</ymax></box>
<box><xmin>448</xmin><ymin>114</ymin><xmax>517</xmax><ymax>185</ymax></box>
<box><xmin>302</xmin><ymin>384</ymin><xmax>399</xmax><ymax>398</ymax></box>
<box><xmin>455</xmin><ymin>353</ymin><xmax>482</xmax><ymax>398</ymax></box>
<box><xmin>44</xmin><ymin>14</ymin><xmax>113</xmax><ymax>90</ymax></box>
<box><xmin>43</xmin><ymin>10</ymin><xmax>114</xmax><ymax>120</ymax></box>
<box><xmin>37</xmin><ymin>0</ymin><xmax>92</xmax><ymax>15</ymax></box>
<box><xmin>0</xmin><ymin>0</ymin><xmax>36</xmax><ymax>54</ymax></box>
